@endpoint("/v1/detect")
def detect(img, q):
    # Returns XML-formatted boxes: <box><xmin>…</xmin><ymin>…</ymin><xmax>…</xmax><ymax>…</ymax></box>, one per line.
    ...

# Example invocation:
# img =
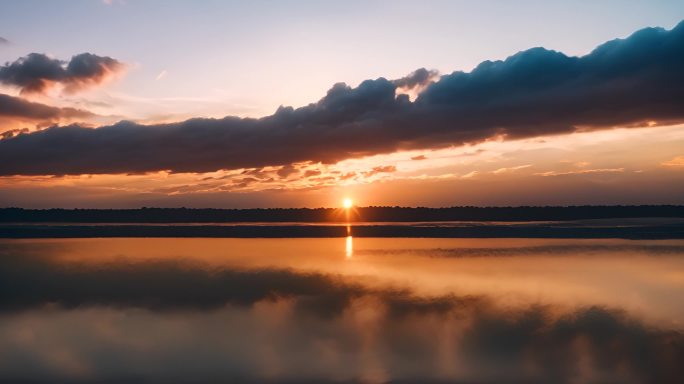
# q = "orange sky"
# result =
<box><xmin>1</xmin><ymin>123</ymin><xmax>683</xmax><ymax>207</ymax></box>
<box><xmin>1</xmin><ymin>6</ymin><xmax>683</xmax><ymax>207</ymax></box>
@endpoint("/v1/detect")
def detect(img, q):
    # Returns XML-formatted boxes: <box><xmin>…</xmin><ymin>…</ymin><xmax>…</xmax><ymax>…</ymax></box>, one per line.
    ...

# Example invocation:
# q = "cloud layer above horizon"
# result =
<box><xmin>0</xmin><ymin>21</ymin><xmax>682</xmax><ymax>176</ymax></box>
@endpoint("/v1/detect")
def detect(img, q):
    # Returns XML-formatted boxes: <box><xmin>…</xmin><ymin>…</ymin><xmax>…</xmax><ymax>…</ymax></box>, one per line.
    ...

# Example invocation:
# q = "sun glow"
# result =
<box><xmin>342</xmin><ymin>198</ymin><xmax>353</xmax><ymax>209</ymax></box>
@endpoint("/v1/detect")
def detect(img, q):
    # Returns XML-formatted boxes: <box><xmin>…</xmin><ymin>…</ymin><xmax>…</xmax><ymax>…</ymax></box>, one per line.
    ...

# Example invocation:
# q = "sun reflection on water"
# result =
<box><xmin>345</xmin><ymin>224</ymin><xmax>353</xmax><ymax>258</ymax></box>
<box><xmin>346</xmin><ymin>235</ymin><xmax>353</xmax><ymax>258</ymax></box>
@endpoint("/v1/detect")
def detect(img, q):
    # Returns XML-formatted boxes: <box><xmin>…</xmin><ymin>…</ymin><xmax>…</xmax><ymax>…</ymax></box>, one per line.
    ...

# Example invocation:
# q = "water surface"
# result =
<box><xmin>1</xmin><ymin>238</ymin><xmax>683</xmax><ymax>383</ymax></box>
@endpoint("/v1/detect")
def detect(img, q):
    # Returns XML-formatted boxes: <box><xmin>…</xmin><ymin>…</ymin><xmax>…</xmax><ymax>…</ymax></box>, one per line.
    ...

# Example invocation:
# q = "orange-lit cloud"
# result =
<box><xmin>0</xmin><ymin>53</ymin><xmax>125</xmax><ymax>95</ymax></box>
<box><xmin>363</xmin><ymin>165</ymin><xmax>396</xmax><ymax>177</ymax></box>
<box><xmin>661</xmin><ymin>155</ymin><xmax>684</xmax><ymax>168</ymax></box>
<box><xmin>492</xmin><ymin>164</ymin><xmax>531</xmax><ymax>174</ymax></box>
<box><xmin>534</xmin><ymin>168</ymin><xmax>625</xmax><ymax>177</ymax></box>
<box><xmin>0</xmin><ymin>93</ymin><xmax>98</xmax><ymax>137</ymax></box>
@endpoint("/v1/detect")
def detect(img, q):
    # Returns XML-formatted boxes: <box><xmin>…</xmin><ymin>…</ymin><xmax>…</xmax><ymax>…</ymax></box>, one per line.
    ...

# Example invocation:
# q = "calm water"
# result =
<box><xmin>1</xmin><ymin>237</ymin><xmax>683</xmax><ymax>383</ymax></box>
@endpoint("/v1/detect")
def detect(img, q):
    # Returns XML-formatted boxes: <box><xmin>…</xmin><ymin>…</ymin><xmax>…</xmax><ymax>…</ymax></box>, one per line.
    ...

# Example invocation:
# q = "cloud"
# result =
<box><xmin>411</xmin><ymin>155</ymin><xmax>427</xmax><ymax>161</ymax></box>
<box><xmin>276</xmin><ymin>164</ymin><xmax>299</xmax><ymax>178</ymax></box>
<box><xmin>0</xmin><ymin>93</ymin><xmax>94</xmax><ymax>121</ymax></box>
<box><xmin>364</xmin><ymin>165</ymin><xmax>397</xmax><ymax>177</ymax></box>
<box><xmin>661</xmin><ymin>155</ymin><xmax>684</xmax><ymax>167</ymax></box>
<box><xmin>155</xmin><ymin>69</ymin><xmax>168</xmax><ymax>81</ymax></box>
<box><xmin>339</xmin><ymin>171</ymin><xmax>356</xmax><ymax>180</ymax></box>
<box><xmin>534</xmin><ymin>168</ymin><xmax>625</xmax><ymax>177</ymax></box>
<box><xmin>303</xmin><ymin>169</ymin><xmax>322</xmax><ymax>178</ymax></box>
<box><xmin>0</xmin><ymin>93</ymin><xmax>96</xmax><ymax>138</ymax></box>
<box><xmin>0</xmin><ymin>52</ymin><xmax>124</xmax><ymax>94</ymax></box>
<box><xmin>0</xmin><ymin>128</ymin><xmax>29</xmax><ymax>140</ymax></box>
<box><xmin>392</xmin><ymin>67</ymin><xmax>439</xmax><ymax>90</ymax></box>
<box><xmin>0</xmin><ymin>37</ymin><xmax>8</xmax><ymax>45</ymax></box>
<box><xmin>492</xmin><ymin>164</ymin><xmax>532</xmax><ymax>174</ymax></box>
<box><xmin>0</xmin><ymin>21</ymin><xmax>683</xmax><ymax>175</ymax></box>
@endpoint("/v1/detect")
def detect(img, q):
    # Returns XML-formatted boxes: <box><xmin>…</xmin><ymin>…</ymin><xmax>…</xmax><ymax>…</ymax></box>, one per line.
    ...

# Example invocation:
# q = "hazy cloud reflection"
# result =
<box><xmin>0</xmin><ymin>240</ymin><xmax>683</xmax><ymax>383</ymax></box>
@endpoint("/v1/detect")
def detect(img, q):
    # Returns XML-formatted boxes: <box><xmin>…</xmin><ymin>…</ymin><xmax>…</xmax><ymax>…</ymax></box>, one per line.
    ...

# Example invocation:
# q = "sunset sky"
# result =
<box><xmin>1</xmin><ymin>0</ymin><xmax>683</xmax><ymax>208</ymax></box>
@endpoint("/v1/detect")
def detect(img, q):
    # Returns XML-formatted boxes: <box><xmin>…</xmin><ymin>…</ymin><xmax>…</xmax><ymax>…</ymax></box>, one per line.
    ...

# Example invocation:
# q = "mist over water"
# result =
<box><xmin>1</xmin><ymin>238</ymin><xmax>683</xmax><ymax>383</ymax></box>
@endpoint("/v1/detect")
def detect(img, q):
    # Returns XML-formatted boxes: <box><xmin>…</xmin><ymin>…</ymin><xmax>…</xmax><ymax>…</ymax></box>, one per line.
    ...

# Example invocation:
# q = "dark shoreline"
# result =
<box><xmin>2</xmin><ymin>206</ymin><xmax>684</xmax><ymax>223</ymax></box>
<box><xmin>3</xmin><ymin>207</ymin><xmax>684</xmax><ymax>239</ymax></box>
<box><xmin>2</xmin><ymin>220</ymin><xmax>683</xmax><ymax>239</ymax></box>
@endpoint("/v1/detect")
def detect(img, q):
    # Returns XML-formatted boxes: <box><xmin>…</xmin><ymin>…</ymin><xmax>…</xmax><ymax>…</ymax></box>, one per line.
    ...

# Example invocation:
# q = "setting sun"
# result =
<box><xmin>342</xmin><ymin>198</ymin><xmax>353</xmax><ymax>209</ymax></box>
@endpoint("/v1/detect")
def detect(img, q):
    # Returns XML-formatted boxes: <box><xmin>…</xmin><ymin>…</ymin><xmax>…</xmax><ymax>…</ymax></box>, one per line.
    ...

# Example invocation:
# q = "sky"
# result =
<box><xmin>0</xmin><ymin>0</ymin><xmax>683</xmax><ymax>208</ymax></box>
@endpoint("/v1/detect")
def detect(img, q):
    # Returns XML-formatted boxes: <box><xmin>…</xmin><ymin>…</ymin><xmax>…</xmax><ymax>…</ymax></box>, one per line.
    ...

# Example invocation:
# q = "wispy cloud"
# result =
<box><xmin>492</xmin><ymin>164</ymin><xmax>531</xmax><ymax>174</ymax></box>
<box><xmin>363</xmin><ymin>165</ymin><xmax>397</xmax><ymax>177</ymax></box>
<box><xmin>155</xmin><ymin>69</ymin><xmax>168</xmax><ymax>81</ymax></box>
<box><xmin>661</xmin><ymin>155</ymin><xmax>684</xmax><ymax>168</ymax></box>
<box><xmin>534</xmin><ymin>168</ymin><xmax>625</xmax><ymax>177</ymax></box>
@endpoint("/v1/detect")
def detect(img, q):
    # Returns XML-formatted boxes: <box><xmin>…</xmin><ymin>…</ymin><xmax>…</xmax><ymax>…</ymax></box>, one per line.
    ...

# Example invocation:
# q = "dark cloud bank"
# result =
<box><xmin>0</xmin><ymin>52</ymin><xmax>123</xmax><ymax>94</ymax></box>
<box><xmin>0</xmin><ymin>93</ymin><xmax>93</xmax><ymax>121</ymax></box>
<box><xmin>0</xmin><ymin>93</ymin><xmax>96</xmax><ymax>139</ymax></box>
<box><xmin>0</xmin><ymin>244</ymin><xmax>682</xmax><ymax>383</ymax></box>
<box><xmin>1</xmin><ymin>22</ymin><xmax>683</xmax><ymax>175</ymax></box>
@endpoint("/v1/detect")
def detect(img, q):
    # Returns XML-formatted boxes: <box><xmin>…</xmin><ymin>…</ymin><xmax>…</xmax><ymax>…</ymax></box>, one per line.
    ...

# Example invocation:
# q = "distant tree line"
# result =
<box><xmin>1</xmin><ymin>205</ymin><xmax>683</xmax><ymax>223</ymax></box>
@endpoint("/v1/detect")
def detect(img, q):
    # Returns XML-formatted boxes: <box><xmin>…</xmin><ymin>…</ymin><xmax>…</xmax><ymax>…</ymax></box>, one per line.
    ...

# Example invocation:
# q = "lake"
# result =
<box><xmin>1</xmin><ymin>237</ymin><xmax>683</xmax><ymax>383</ymax></box>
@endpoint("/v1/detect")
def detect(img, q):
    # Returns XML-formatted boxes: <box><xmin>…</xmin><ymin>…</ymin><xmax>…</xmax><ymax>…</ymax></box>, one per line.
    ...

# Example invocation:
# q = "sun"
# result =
<box><xmin>342</xmin><ymin>198</ymin><xmax>353</xmax><ymax>209</ymax></box>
